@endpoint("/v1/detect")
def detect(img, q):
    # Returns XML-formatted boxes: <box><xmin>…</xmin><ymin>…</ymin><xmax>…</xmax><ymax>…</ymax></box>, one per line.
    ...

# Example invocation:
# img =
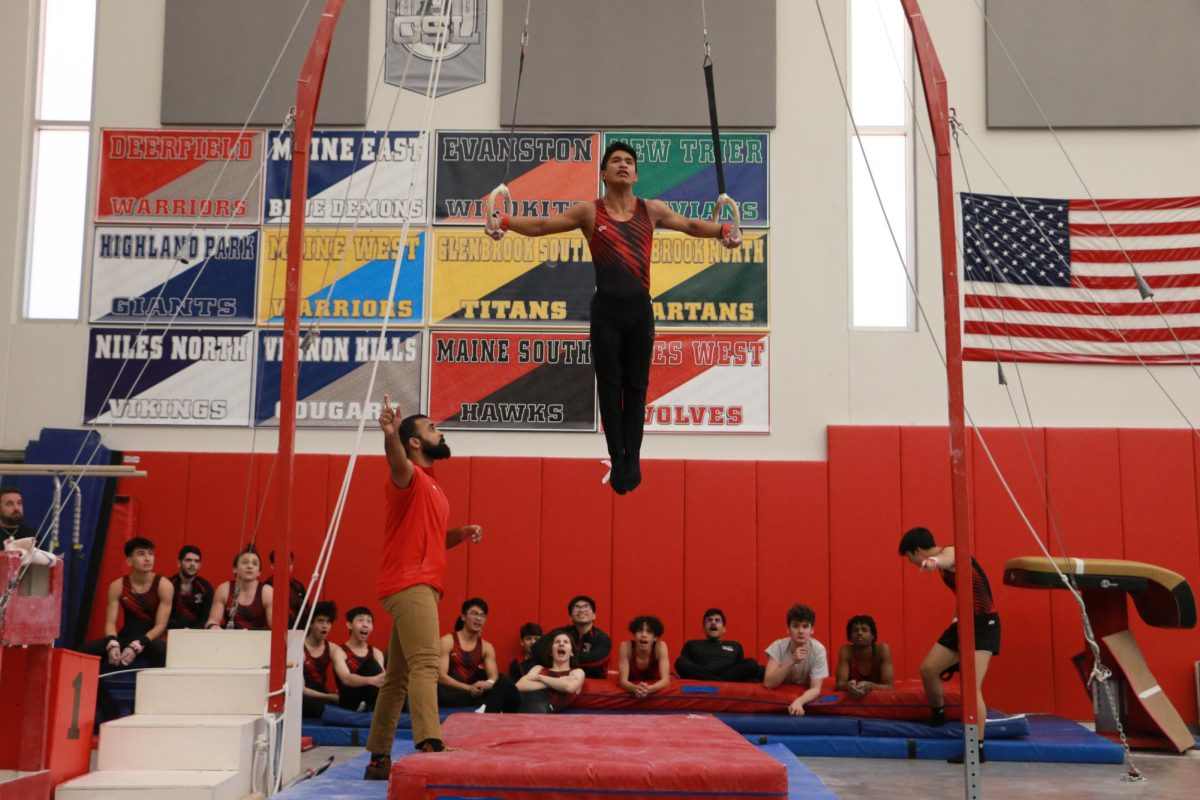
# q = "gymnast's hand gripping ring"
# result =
<box><xmin>712</xmin><ymin>193</ymin><xmax>742</xmax><ymax>242</ymax></box>
<box><xmin>485</xmin><ymin>183</ymin><xmax>512</xmax><ymax>233</ymax></box>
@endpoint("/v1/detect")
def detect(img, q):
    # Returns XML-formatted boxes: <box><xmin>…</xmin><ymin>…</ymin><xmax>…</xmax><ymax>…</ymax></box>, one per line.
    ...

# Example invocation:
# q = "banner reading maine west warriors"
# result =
<box><xmin>650</xmin><ymin>232</ymin><xmax>768</xmax><ymax>328</ymax></box>
<box><xmin>603</xmin><ymin>132</ymin><xmax>769</xmax><ymax>228</ymax></box>
<box><xmin>644</xmin><ymin>334</ymin><xmax>769</xmax><ymax>433</ymax></box>
<box><xmin>258</xmin><ymin>229</ymin><xmax>425</xmax><ymax>326</ymax></box>
<box><xmin>84</xmin><ymin>328</ymin><xmax>254</xmax><ymax>426</ymax></box>
<box><xmin>90</xmin><ymin>227</ymin><xmax>258</xmax><ymax>324</ymax></box>
<box><xmin>96</xmin><ymin>129</ymin><xmax>263</xmax><ymax>224</ymax></box>
<box><xmin>254</xmin><ymin>330</ymin><xmax>422</xmax><ymax>428</ymax></box>
<box><xmin>434</xmin><ymin>131</ymin><xmax>600</xmax><ymax>224</ymax></box>
<box><xmin>429</xmin><ymin>332</ymin><xmax>595</xmax><ymax>431</ymax></box>
<box><xmin>265</xmin><ymin>130</ymin><xmax>427</xmax><ymax>224</ymax></box>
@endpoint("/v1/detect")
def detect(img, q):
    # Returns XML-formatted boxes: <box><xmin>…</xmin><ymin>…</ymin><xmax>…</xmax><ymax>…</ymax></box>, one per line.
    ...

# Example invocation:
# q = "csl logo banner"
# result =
<box><xmin>385</xmin><ymin>0</ymin><xmax>486</xmax><ymax>97</ymax></box>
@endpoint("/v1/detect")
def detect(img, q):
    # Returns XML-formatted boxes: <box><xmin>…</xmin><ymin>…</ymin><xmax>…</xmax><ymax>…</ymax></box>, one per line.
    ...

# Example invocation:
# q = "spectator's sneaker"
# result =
<box><xmin>923</xmin><ymin>707</ymin><xmax>947</xmax><ymax>727</ymax></box>
<box><xmin>415</xmin><ymin>738</ymin><xmax>452</xmax><ymax>753</ymax></box>
<box><xmin>363</xmin><ymin>754</ymin><xmax>391</xmax><ymax>780</ymax></box>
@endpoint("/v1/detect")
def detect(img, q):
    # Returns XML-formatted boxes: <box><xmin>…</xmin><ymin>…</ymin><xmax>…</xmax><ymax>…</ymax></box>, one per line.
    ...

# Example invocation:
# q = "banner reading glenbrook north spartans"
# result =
<box><xmin>644</xmin><ymin>333</ymin><xmax>769</xmax><ymax>433</ymax></box>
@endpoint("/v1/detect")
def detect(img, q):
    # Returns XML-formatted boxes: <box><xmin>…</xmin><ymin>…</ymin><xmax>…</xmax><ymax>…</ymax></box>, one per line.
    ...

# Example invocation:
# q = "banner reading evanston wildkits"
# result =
<box><xmin>644</xmin><ymin>333</ymin><xmax>769</xmax><ymax>433</ymax></box>
<box><xmin>428</xmin><ymin>331</ymin><xmax>595</xmax><ymax>431</ymax></box>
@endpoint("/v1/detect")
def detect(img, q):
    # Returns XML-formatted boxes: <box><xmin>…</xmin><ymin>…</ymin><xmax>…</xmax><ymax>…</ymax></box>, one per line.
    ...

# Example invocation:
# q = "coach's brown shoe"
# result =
<box><xmin>363</xmin><ymin>754</ymin><xmax>391</xmax><ymax>780</ymax></box>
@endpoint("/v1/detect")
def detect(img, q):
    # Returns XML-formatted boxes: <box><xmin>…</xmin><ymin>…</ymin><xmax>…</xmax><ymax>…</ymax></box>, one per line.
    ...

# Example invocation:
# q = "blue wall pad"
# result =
<box><xmin>718</xmin><ymin>713</ymin><xmax>860</xmax><ymax>736</ymax></box>
<box><xmin>759</xmin><ymin>743</ymin><xmax>839</xmax><ymax>799</ymax></box>
<box><xmin>859</xmin><ymin>713</ymin><xmax>1029</xmax><ymax>740</ymax></box>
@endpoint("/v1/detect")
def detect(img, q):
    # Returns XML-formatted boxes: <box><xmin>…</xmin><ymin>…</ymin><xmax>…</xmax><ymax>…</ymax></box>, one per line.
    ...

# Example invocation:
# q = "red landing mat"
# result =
<box><xmin>389</xmin><ymin>713</ymin><xmax>789</xmax><ymax>800</ymax></box>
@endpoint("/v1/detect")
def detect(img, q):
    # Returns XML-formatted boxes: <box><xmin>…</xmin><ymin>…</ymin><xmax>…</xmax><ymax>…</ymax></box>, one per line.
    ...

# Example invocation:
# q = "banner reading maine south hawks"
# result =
<box><xmin>254</xmin><ymin>330</ymin><xmax>422</xmax><ymax>428</ymax></box>
<box><xmin>90</xmin><ymin>227</ymin><xmax>258</xmax><ymax>324</ymax></box>
<box><xmin>644</xmin><ymin>334</ymin><xmax>769</xmax><ymax>433</ymax></box>
<box><xmin>84</xmin><ymin>328</ymin><xmax>253</xmax><ymax>426</ymax></box>
<box><xmin>96</xmin><ymin>129</ymin><xmax>263</xmax><ymax>224</ymax></box>
<box><xmin>435</xmin><ymin>131</ymin><xmax>600</xmax><ymax>224</ymax></box>
<box><xmin>603</xmin><ymin>132</ymin><xmax>769</xmax><ymax>228</ymax></box>
<box><xmin>265</xmin><ymin>130</ymin><xmax>427</xmax><ymax>224</ymax></box>
<box><xmin>429</xmin><ymin>332</ymin><xmax>595</xmax><ymax>431</ymax></box>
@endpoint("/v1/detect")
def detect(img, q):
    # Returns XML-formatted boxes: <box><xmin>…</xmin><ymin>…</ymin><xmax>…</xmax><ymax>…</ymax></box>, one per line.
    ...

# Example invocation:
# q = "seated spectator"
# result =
<box><xmin>508</xmin><ymin>622</ymin><xmax>542</xmax><ymax>680</ymax></box>
<box><xmin>168</xmin><ymin>545</ymin><xmax>213</xmax><ymax>630</ymax></box>
<box><xmin>265</xmin><ymin>549</ymin><xmax>307</xmax><ymax>629</ymax></box>
<box><xmin>533</xmin><ymin>595</ymin><xmax>612</xmax><ymax>679</ymax></box>
<box><xmin>437</xmin><ymin>597</ymin><xmax>498</xmax><ymax>707</ymax></box>
<box><xmin>617</xmin><ymin>615</ymin><xmax>671</xmax><ymax>698</ymax></box>
<box><xmin>480</xmin><ymin>631</ymin><xmax>585</xmax><ymax>713</ymax></box>
<box><xmin>333</xmin><ymin>606</ymin><xmax>386</xmax><ymax>711</ymax></box>
<box><xmin>835</xmin><ymin>614</ymin><xmax>894</xmax><ymax>698</ymax></box>
<box><xmin>302</xmin><ymin>601</ymin><xmax>341</xmax><ymax>719</ymax></box>
<box><xmin>763</xmin><ymin>604</ymin><xmax>829</xmax><ymax>716</ymax></box>
<box><xmin>206</xmin><ymin>549</ymin><xmax>274</xmax><ymax>630</ymax></box>
<box><xmin>0</xmin><ymin>486</ymin><xmax>36</xmax><ymax>542</ymax></box>
<box><xmin>675</xmin><ymin>607</ymin><xmax>761</xmax><ymax>682</ymax></box>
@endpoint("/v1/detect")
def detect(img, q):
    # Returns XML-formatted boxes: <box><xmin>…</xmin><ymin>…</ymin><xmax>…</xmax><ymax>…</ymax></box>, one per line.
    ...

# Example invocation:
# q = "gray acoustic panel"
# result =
<box><xmin>500</xmin><ymin>0</ymin><xmax>775</xmax><ymax>128</ymax></box>
<box><xmin>986</xmin><ymin>0</ymin><xmax>1200</xmax><ymax>128</ymax></box>
<box><xmin>161</xmin><ymin>0</ymin><xmax>368</xmax><ymax>126</ymax></box>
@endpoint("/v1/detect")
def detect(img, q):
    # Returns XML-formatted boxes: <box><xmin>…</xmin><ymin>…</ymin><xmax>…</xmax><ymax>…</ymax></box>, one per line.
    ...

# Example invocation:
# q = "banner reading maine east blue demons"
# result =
<box><xmin>90</xmin><ymin>227</ymin><xmax>257</xmax><ymax>325</ymax></box>
<box><xmin>386</xmin><ymin>0</ymin><xmax>485</xmax><ymax>97</ymax></box>
<box><xmin>96</xmin><ymin>129</ymin><xmax>263</xmax><ymax>224</ymax></box>
<box><xmin>254</xmin><ymin>330</ymin><xmax>422</xmax><ymax>428</ymax></box>
<box><xmin>435</xmin><ymin>131</ymin><xmax>600</xmax><ymax>224</ymax></box>
<box><xmin>429</xmin><ymin>332</ymin><xmax>595</xmax><ymax>431</ymax></box>
<box><xmin>644</xmin><ymin>334</ymin><xmax>769</xmax><ymax>433</ymax></box>
<box><xmin>265</xmin><ymin>131</ymin><xmax>427</xmax><ymax>224</ymax></box>
<box><xmin>84</xmin><ymin>328</ymin><xmax>254</xmax><ymax>426</ymax></box>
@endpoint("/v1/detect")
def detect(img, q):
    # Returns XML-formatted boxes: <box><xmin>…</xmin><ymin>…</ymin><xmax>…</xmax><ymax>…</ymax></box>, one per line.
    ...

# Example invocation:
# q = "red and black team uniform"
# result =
<box><xmin>937</xmin><ymin>557</ymin><xmax>1001</xmax><ymax>654</ymax></box>
<box><xmin>480</xmin><ymin>666</ymin><xmax>578</xmax><ymax>714</ymax></box>
<box><xmin>626</xmin><ymin>643</ymin><xmax>662</xmax><ymax>683</ymax></box>
<box><xmin>533</xmin><ymin>625</ymin><xmax>612</xmax><ymax>679</ymax></box>
<box><xmin>222</xmin><ymin>581</ymin><xmax>269</xmax><ymax>630</ymax></box>
<box><xmin>168</xmin><ymin>573</ymin><xmax>213</xmax><ymax>629</ymax></box>
<box><xmin>264</xmin><ymin>575</ymin><xmax>307</xmax><ymax>628</ymax></box>
<box><xmin>303</xmin><ymin>642</ymin><xmax>333</xmax><ymax>718</ymax></box>
<box><xmin>848</xmin><ymin>644</ymin><xmax>884</xmax><ymax>684</ymax></box>
<box><xmin>336</xmin><ymin>642</ymin><xmax>384</xmax><ymax>711</ymax></box>
<box><xmin>437</xmin><ymin>633</ymin><xmax>489</xmax><ymax>707</ymax></box>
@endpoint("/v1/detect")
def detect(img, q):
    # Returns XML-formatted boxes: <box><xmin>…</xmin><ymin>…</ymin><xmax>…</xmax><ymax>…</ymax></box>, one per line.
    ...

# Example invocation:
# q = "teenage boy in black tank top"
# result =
<box><xmin>488</xmin><ymin>141</ymin><xmax>742</xmax><ymax>493</ymax></box>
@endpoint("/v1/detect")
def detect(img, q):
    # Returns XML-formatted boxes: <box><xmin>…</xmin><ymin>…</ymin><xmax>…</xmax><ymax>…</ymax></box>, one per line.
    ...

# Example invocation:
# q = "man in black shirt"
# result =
<box><xmin>534</xmin><ymin>595</ymin><xmax>611</xmax><ymax>679</ymax></box>
<box><xmin>675</xmin><ymin>607</ymin><xmax>760</xmax><ymax>682</ymax></box>
<box><xmin>168</xmin><ymin>545</ymin><xmax>214</xmax><ymax>629</ymax></box>
<box><xmin>0</xmin><ymin>486</ymin><xmax>36</xmax><ymax>542</ymax></box>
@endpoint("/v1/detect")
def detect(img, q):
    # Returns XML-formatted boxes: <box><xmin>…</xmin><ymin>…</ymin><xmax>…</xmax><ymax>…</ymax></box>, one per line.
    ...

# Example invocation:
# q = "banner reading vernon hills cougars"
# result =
<box><xmin>645</xmin><ymin>334</ymin><xmax>769</xmax><ymax>433</ymax></box>
<box><xmin>265</xmin><ymin>130</ymin><xmax>427</xmax><ymax>224</ymax></box>
<box><xmin>258</xmin><ymin>229</ymin><xmax>425</xmax><ymax>326</ymax></box>
<box><xmin>429</xmin><ymin>332</ymin><xmax>595</xmax><ymax>431</ymax></box>
<box><xmin>90</xmin><ymin>228</ymin><xmax>257</xmax><ymax>325</ymax></box>
<box><xmin>434</xmin><ymin>131</ymin><xmax>600</xmax><ymax>224</ymax></box>
<box><xmin>254</xmin><ymin>330</ymin><xmax>422</xmax><ymax>428</ymax></box>
<box><xmin>96</xmin><ymin>129</ymin><xmax>263</xmax><ymax>224</ymax></box>
<box><xmin>84</xmin><ymin>328</ymin><xmax>254</xmax><ymax>426</ymax></box>
<box><xmin>603</xmin><ymin>132</ymin><xmax>769</xmax><ymax>228</ymax></box>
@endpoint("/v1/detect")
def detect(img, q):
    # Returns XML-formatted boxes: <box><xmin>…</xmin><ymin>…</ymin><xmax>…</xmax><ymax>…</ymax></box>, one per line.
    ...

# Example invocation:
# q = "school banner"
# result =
<box><xmin>258</xmin><ymin>228</ymin><xmax>425</xmax><ymax>326</ymax></box>
<box><xmin>96</xmin><ymin>129</ymin><xmax>264</xmax><ymax>224</ymax></box>
<box><xmin>84</xmin><ymin>328</ymin><xmax>254</xmax><ymax>426</ymax></box>
<box><xmin>254</xmin><ymin>329</ymin><xmax>423</xmax><ymax>428</ymax></box>
<box><xmin>602</xmin><ymin>131</ymin><xmax>769</xmax><ymax>228</ymax></box>
<box><xmin>265</xmin><ymin>130</ymin><xmax>427</xmax><ymax>224</ymax></box>
<box><xmin>644</xmin><ymin>333</ymin><xmax>769</xmax><ymax>433</ymax></box>
<box><xmin>428</xmin><ymin>331</ymin><xmax>595</xmax><ymax>431</ymax></box>
<box><xmin>649</xmin><ymin>232</ymin><xmax>768</xmax><ymax>328</ymax></box>
<box><xmin>89</xmin><ymin>227</ymin><xmax>258</xmax><ymax>324</ymax></box>
<box><xmin>385</xmin><ymin>0</ymin><xmax>486</xmax><ymax>97</ymax></box>
<box><xmin>434</xmin><ymin>131</ymin><xmax>600</xmax><ymax>224</ymax></box>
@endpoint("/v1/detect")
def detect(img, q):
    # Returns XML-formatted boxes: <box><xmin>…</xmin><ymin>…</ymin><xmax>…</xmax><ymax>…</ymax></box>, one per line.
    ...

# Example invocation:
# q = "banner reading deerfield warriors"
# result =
<box><xmin>644</xmin><ymin>333</ymin><xmax>769</xmax><ymax>433</ymax></box>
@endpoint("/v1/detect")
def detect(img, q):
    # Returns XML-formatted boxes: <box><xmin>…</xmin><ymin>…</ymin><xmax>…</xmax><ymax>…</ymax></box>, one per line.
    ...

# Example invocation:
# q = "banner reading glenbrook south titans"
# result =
<box><xmin>429</xmin><ymin>332</ymin><xmax>595</xmax><ymax>431</ymax></box>
<box><xmin>84</xmin><ymin>328</ymin><xmax>253</xmax><ymax>426</ymax></box>
<box><xmin>603</xmin><ymin>132</ymin><xmax>769</xmax><ymax>228</ymax></box>
<box><xmin>265</xmin><ymin>130</ymin><xmax>427</xmax><ymax>225</ymax></box>
<box><xmin>434</xmin><ymin>131</ymin><xmax>600</xmax><ymax>224</ymax></box>
<box><xmin>90</xmin><ymin>227</ymin><xmax>258</xmax><ymax>324</ymax></box>
<box><xmin>254</xmin><ymin>330</ymin><xmax>422</xmax><ymax>428</ymax></box>
<box><xmin>644</xmin><ymin>334</ymin><xmax>769</xmax><ymax>433</ymax></box>
<box><xmin>96</xmin><ymin>129</ymin><xmax>263</xmax><ymax>224</ymax></box>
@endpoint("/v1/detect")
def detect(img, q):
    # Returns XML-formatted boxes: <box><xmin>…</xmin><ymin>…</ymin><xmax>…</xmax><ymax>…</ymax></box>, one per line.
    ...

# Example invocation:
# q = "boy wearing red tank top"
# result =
<box><xmin>82</xmin><ymin>536</ymin><xmax>174</xmax><ymax>668</ymax></box>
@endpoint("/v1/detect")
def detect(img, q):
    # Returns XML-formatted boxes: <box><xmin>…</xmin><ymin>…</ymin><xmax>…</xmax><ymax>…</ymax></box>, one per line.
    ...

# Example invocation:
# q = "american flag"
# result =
<box><xmin>960</xmin><ymin>192</ymin><xmax>1200</xmax><ymax>364</ymax></box>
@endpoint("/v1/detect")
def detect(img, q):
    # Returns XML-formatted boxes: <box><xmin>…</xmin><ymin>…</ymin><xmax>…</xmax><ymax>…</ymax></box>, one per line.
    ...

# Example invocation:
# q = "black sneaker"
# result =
<box><xmin>415</xmin><ymin>738</ymin><xmax>448</xmax><ymax>753</ymax></box>
<box><xmin>363</xmin><ymin>754</ymin><xmax>391</xmax><ymax>780</ymax></box>
<box><xmin>948</xmin><ymin>743</ymin><xmax>986</xmax><ymax>764</ymax></box>
<box><xmin>924</xmin><ymin>707</ymin><xmax>947</xmax><ymax>727</ymax></box>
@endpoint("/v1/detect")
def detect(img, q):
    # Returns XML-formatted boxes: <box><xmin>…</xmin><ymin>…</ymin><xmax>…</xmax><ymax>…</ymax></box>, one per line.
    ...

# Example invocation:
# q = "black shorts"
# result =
<box><xmin>937</xmin><ymin>612</ymin><xmax>1001</xmax><ymax>655</ymax></box>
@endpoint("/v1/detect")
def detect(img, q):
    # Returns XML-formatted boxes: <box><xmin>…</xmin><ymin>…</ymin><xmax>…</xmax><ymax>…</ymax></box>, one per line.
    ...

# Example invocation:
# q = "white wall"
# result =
<box><xmin>3</xmin><ymin>0</ymin><xmax>1199</xmax><ymax>460</ymax></box>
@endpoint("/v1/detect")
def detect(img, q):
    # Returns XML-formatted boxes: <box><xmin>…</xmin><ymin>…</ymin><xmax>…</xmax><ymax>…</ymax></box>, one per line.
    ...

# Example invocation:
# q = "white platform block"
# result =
<box><xmin>135</xmin><ymin>669</ymin><xmax>269</xmax><ymax>715</ymax></box>
<box><xmin>54</xmin><ymin>769</ymin><xmax>247</xmax><ymax>800</ymax></box>
<box><xmin>166</xmin><ymin>628</ymin><xmax>275</xmax><ymax>670</ymax></box>
<box><xmin>97</xmin><ymin>715</ymin><xmax>262</xmax><ymax>771</ymax></box>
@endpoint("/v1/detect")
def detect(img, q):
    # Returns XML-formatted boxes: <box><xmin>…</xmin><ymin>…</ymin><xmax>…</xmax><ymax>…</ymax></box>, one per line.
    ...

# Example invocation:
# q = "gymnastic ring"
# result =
<box><xmin>712</xmin><ymin>193</ymin><xmax>742</xmax><ymax>241</ymax></box>
<box><xmin>485</xmin><ymin>184</ymin><xmax>512</xmax><ymax>233</ymax></box>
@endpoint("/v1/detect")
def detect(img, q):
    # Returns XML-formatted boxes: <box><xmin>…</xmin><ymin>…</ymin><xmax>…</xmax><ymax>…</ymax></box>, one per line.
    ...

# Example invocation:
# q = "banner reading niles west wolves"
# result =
<box><xmin>603</xmin><ymin>132</ymin><xmax>769</xmax><ymax>228</ymax></box>
<box><xmin>84</xmin><ymin>328</ymin><xmax>254</xmax><ymax>426</ymax></box>
<box><xmin>265</xmin><ymin>130</ymin><xmax>427</xmax><ymax>224</ymax></box>
<box><xmin>429</xmin><ymin>331</ymin><xmax>595</xmax><ymax>431</ymax></box>
<box><xmin>90</xmin><ymin>227</ymin><xmax>258</xmax><ymax>324</ymax></box>
<box><xmin>644</xmin><ymin>334</ymin><xmax>769</xmax><ymax>433</ymax></box>
<box><xmin>434</xmin><ymin>131</ymin><xmax>600</xmax><ymax>224</ymax></box>
<box><xmin>254</xmin><ymin>330</ymin><xmax>422</xmax><ymax>428</ymax></box>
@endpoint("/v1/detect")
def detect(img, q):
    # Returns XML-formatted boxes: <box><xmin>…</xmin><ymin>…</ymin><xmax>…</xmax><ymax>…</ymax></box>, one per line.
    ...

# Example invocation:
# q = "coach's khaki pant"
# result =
<box><xmin>365</xmin><ymin>584</ymin><xmax>442</xmax><ymax>753</ymax></box>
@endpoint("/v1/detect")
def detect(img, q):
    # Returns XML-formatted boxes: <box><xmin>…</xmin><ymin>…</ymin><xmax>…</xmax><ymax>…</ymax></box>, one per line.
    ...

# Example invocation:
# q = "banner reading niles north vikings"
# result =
<box><xmin>603</xmin><ymin>132</ymin><xmax>769</xmax><ymax>228</ymax></box>
<box><xmin>429</xmin><ymin>332</ymin><xmax>595</xmax><ymax>431</ymax></box>
<box><xmin>84</xmin><ymin>328</ymin><xmax>253</xmax><ymax>426</ymax></box>
<box><xmin>434</xmin><ymin>131</ymin><xmax>599</xmax><ymax>224</ymax></box>
<box><xmin>90</xmin><ymin>227</ymin><xmax>258</xmax><ymax>324</ymax></box>
<box><xmin>258</xmin><ymin>229</ymin><xmax>425</xmax><ymax>326</ymax></box>
<box><xmin>96</xmin><ymin>129</ymin><xmax>263</xmax><ymax>224</ymax></box>
<box><xmin>254</xmin><ymin>330</ymin><xmax>422</xmax><ymax>428</ymax></box>
<box><xmin>265</xmin><ymin>130</ymin><xmax>427</xmax><ymax>224</ymax></box>
<box><xmin>644</xmin><ymin>334</ymin><xmax>769</xmax><ymax>433</ymax></box>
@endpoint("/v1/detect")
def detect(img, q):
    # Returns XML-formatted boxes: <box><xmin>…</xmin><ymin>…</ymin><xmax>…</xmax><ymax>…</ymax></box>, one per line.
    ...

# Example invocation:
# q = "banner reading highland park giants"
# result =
<box><xmin>254</xmin><ymin>329</ymin><xmax>422</xmax><ymax>428</ymax></box>
<box><xmin>90</xmin><ymin>227</ymin><xmax>258</xmax><ymax>324</ymax></box>
<box><xmin>96</xmin><ymin>129</ymin><xmax>263</xmax><ymax>224</ymax></box>
<box><xmin>644</xmin><ymin>333</ymin><xmax>769</xmax><ymax>433</ymax></box>
<box><xmin>84</xmin><ymin>328</ymin><xmax>253</xmax><ymax>426</ymax></box>
<box><xmin>602</xmin><ymin>132</ymin><xmax>769</xmax><ymax>228</ymax></box>
<box><xmin>258</xmin><ymin>229</ymin><xmax>425</xmax><ymax>326</ymax></box>
<box><xmin>428</xmin><ymin>331</ymin><xmax>595</xmax><ymax>431</ymax></box>
<box><xmin>434</xmin><ymin>131</ymin><xmax>600</xmax><ymax>224</ymax></box>
<box><xmin>265</xmin><ymin>130</ymin><xmax>427</xmax><ymax>224</ymax></box>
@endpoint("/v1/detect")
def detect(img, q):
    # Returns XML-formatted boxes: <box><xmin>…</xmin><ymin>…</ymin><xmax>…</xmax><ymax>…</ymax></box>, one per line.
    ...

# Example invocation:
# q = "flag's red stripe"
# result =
<box><xmin>1070</xmin><ymin>220</ymin><xmax>1200</xmax><ymax>237</ymax></box>
<box><xmin>1072</xmin><ymin>273</ymin><xmax>1200</xmax><ymax>289</ymax></box>
<box><xmin>965</xmin><ymin>294</ymin><xmax>1200</xmax><ymax>316</ymax></box>
<box><xmin>964</xmin><ymin>320</ymin><xmax>1200</xmax><ymax>343</ymax></box>
<box><xmin>1068</xmin><ymin>197</ymin><xmax>1200</xmax><ymax>211</ymax></box>
<box><xmin>1070</xmin><ymin>247</ymin><xmax>1200</xmax><ymax>263</ymax></box>
<box><xmin>963</xmin><ymin>347</ymin><xmax>1200</xmax><ymax>365</ymax></box>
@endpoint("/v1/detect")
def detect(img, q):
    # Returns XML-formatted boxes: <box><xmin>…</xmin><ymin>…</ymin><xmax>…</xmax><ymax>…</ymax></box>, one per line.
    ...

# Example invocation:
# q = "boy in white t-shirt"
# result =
<box><xmin>763</xmin><ymin>604</ymin><xmax>829</xmax><ymax>716</ymax></box>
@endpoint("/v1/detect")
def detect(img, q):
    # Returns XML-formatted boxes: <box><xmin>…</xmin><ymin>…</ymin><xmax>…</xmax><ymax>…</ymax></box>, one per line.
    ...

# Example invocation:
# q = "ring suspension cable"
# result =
<box><xmin>699</xmin><ymin>0</ymin><xmax>740</xmax><ymax>236</ymax></box>
<box><xmin>485</xmin><ymin>0</ymin><xmax>532</xmax><ymax>234</ymax></box>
